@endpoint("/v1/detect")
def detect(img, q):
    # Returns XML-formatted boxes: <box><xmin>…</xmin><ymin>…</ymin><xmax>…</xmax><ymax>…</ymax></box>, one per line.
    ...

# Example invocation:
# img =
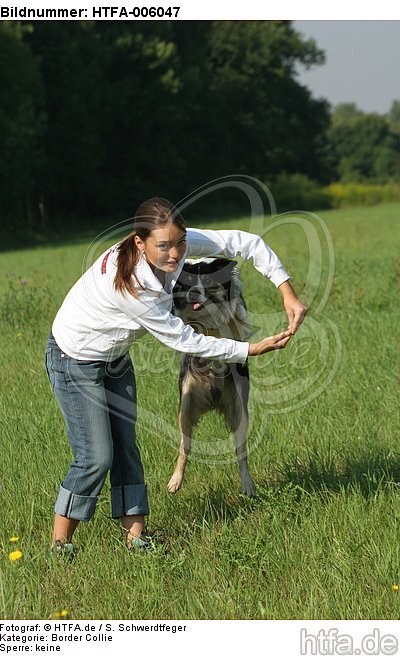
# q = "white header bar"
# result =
<box><xmin>0</xmin><ymin>1</ymin><xmax>399</xmax><ymax>20</ymax></box>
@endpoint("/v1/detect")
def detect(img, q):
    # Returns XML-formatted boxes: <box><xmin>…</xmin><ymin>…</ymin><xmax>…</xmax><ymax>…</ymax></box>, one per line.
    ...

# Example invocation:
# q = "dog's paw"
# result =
<box><xmin>241</xmin><ymin>476</ymin><xmax>256</xmax><ymax>497</ymax></box>
<box><xmin>167</xmin><ymin>473</ymin><xmax>183</xmax><ymax>494</ymax></box>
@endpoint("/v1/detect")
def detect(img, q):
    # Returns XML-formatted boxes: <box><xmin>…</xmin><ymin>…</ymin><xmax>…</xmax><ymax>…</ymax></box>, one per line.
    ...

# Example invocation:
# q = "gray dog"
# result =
<box><xmin>168</xmin><ymin>257</ymin><xmax>256</xmax><ymax>497</ymax></box>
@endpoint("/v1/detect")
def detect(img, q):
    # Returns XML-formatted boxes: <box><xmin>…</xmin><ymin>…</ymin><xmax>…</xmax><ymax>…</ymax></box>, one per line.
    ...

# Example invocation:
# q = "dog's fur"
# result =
<box><xmin>168</xmin><ymin>257</ymin><xmax>256</xmax><ymax>497</ymax></box>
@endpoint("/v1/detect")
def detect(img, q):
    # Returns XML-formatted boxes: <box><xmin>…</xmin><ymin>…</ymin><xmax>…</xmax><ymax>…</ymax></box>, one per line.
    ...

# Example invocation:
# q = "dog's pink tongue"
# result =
<box><xmin>192</xmin><ymin>302</ymin><xmax>202</xmax><ymax>311</ymax></box>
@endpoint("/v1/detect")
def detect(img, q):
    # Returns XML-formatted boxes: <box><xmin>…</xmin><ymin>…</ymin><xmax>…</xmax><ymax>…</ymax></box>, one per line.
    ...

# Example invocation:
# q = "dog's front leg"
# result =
<box><xmin>167</xmin><ymin>405</ymin><xmax>193</xmax><ymax>494</ymax></box>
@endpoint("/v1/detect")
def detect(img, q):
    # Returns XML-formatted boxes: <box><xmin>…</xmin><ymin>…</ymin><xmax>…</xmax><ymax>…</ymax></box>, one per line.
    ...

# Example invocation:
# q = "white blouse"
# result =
<box><xmin>52</xmin><ymin>228</ymin><xmax>290</xmax><ymax>363</ymax></box>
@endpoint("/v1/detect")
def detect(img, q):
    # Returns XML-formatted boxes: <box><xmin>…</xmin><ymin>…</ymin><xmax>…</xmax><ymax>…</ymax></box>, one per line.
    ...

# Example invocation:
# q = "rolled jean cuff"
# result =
<box><xmin>54</xmin><ymin>484</ymin><xmax>98</xmax><ymax>522</ymax></box>
<box><xmin>111</xmin><ymin>484</ymin><xmax>149</xmax><ymax>518</ymax></box>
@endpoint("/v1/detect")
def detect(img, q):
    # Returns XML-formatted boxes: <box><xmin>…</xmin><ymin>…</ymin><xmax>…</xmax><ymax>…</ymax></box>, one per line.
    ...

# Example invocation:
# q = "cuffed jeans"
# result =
<box><xmin>44</xmin><ymin>332</ymin><xmax>149</xmax><ymax>522</ymax></box>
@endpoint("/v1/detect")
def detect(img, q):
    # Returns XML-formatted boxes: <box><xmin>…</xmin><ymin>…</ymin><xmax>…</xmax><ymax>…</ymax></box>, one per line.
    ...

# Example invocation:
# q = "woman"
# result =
<box><xmin>45</xmin><ymin>197</ymin><xmax>306</xmax><ymax>555</ymax></box>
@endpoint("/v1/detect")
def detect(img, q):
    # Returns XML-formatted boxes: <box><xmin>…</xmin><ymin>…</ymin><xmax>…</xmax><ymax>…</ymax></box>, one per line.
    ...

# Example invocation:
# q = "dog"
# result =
<box><xmin>167</xmin><ymin>257</ymin><xmax>256</xmax><ymax>497</ymax></box>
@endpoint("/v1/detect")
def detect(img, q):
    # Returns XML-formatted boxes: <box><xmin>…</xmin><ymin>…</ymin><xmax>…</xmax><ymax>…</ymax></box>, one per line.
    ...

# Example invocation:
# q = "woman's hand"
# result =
<box><xmin>284</xmin><ymin>297</ymin><xmax>308</xmax><ymax>335</ymax></box>
<box><xmin>278</xmin><ymin>280</ymin><xmax>308</xmax><ymax>335</ymax></box>
<box><xmin>248</xmin><ymin>330</ymin><xmax>292</xmax><ymax>356</ymax></box>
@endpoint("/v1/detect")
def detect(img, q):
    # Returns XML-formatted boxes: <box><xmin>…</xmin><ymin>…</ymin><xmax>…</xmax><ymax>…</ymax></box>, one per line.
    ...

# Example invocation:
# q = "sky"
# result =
<box><xmin>294</xmin><ymin>21</ymin><xmax>400</xmax><ymax>114</ymax></box>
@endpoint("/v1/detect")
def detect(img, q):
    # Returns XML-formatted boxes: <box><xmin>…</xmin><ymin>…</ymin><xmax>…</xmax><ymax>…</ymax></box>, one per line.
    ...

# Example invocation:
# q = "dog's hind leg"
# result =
<box><xmin>167</xmin><ymin>393</ymin><xmax>195</xmax><ymax>494</ymax></box>
<box><xmin>225</xmin><ymin>366</ymin><xmax>256</xmax><ymax>497</ymax></box>
<box><xmin>233</xmin><ymin>408</ymin><xmax>256</xmax><ymax>497</ymax></box>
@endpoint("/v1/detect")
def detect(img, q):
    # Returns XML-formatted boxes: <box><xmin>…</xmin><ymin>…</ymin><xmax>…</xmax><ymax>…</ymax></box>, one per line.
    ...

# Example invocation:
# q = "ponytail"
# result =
<box><xmin>114</xmin><ymin>233</ymin><xmax>144</xmax><ymax>299</ymax></box>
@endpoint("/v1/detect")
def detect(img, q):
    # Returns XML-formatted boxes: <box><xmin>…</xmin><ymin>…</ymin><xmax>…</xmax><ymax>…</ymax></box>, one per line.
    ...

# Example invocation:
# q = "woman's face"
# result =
<box><xmin>135</xmin><ymin>223</ymin><xmax>187</xmax><ymax>274</ymax></box>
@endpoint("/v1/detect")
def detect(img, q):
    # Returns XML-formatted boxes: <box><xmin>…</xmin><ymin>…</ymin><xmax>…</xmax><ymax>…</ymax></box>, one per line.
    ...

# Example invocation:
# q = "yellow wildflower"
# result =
<box><xmin>9</xmin><ymin>550</ymin><xmax>22</xmax><ymax>562</ymax></box>
<box><xmin>392</xmin><ymin>584</ymin><xmax>399</xmax><ymax>592</ymax></box>
<box><xmin>9</xmin><ymin>536</ymin><xmax>19</xmax><ymax>543</ymax></box>
<box><xmin>52</xmin><ymin>610</ymin><xmax>70</xmax><ymax>619</ymax></box>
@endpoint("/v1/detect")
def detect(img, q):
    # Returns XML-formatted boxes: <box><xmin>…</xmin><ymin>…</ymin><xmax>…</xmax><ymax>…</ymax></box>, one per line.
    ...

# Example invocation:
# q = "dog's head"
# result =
<box><xmin>173</xmin><ymin>257</ymin><xmax>248</xmax><ymax>332</ymax></box>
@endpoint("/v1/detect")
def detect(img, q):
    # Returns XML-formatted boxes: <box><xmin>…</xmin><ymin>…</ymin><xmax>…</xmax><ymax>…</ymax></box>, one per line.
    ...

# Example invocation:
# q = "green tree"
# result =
<box><xmin>26</xmin><ymin>22</ymin><xmax>109</xmax><ymax>220</ymax></box>
<box><xmin>27</xmin><ymin>21</ymin><xmax>187</xmax><ymax>219</ymax></box>
<box><xmin>331</xmin><ymin>102</ymin><xmax>364</xmax><ymax>128</ymax></box>
<box><xmin>387</xmin><ymin>99</ymin><xmax>400</xmax><ymax>136</ymax></box>
<box><xmin>3</xmin><ymin>20</ymin><xmax>331</xmax><ymax>237</ymax></box>
<box><xmin>173</xmin><ymin>21</ymin><xmax>330</xmax><ymax>185</ymax></box>
<box><xmin>96</xmin><ymin>21</ymin><xmax>186</xmax><ymax>213</ymax></box>
<box><xmin>327</xmin><ymin>111</ymin><xmax>400</xmax><ymax>183</ymax></box>
<box><xmin>0</xmin><ymin>23</ymin><xmax>45</xmax><ymax>236</ymax></box>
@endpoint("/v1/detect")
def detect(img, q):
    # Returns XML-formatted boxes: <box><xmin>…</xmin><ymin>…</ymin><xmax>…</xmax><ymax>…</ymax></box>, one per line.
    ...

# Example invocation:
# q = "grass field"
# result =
<box><xmin>0</xmin><ymin>203</ymin><xmax>399</xmax><ymax>620</ymax></box>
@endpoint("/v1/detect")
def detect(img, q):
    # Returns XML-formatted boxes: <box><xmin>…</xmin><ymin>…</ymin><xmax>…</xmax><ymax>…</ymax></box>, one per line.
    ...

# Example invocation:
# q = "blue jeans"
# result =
<box><xmin>44</xmin><ymin>332</ymin><xmax>149</xmax><ymax>522</ymax></box>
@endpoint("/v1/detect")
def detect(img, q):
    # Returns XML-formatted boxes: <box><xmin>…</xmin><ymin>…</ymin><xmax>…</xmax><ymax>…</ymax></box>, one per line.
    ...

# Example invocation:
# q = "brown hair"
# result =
<box><xmin>114</xmin><ymin>197</ymin><xmax>186</xmax><ymax>298</ymax></box>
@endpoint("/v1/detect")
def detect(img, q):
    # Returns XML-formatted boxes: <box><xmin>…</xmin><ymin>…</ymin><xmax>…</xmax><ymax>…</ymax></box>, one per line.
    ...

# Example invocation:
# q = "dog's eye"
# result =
<box><xmin>174</xmin><ymin>288</ymin><xmax>188</xmax><ymax>297</ymax></box>
<box><xmin>207</xmin><ymin>283</ymin><xmax>225</xmax><ymax>294</ymax></box>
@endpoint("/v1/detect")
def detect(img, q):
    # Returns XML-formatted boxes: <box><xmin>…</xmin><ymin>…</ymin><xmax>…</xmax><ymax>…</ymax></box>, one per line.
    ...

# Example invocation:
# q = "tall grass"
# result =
<box><xmin>0</xmin><ymin>203</ymin><xmax>399</xmax><ymax>619</ymax></box>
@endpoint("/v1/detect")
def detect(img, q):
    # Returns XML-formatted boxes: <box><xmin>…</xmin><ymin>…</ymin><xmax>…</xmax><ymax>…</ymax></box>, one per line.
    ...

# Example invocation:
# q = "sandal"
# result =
<box><xmin>127</xmin><ymin>531</ymin><xmax>154</xmax><ymax>552</ymax></box>
<box><xmin>47</xmin><ymin>540</ymin><xmax>75</xmax><ymax>562</ymax></box>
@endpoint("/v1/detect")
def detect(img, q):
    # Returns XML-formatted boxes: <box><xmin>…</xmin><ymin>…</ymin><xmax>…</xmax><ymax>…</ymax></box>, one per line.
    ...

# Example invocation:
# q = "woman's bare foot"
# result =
<box><xmin>52</xmin><ymin>513</ymin><xmax>79</xmax><ymax>546</ymax></box>
<box><xmin>120</xmin><ymin>514</ymin><xmax>145</xmax><ymax>548</ymax></box>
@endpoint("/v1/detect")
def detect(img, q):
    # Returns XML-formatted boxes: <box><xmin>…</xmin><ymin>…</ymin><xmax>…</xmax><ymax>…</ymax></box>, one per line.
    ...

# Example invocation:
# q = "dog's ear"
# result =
<box><xmin>212</xmin><ymin>258</ymin><xmax>239</xmax><ymax>278</ymax></box>
<box><xmin>178</xmin><ymin>264</ymin><xmax>198</xmax><ymax>287</ymax></box>
<box><xmin>182</xmin><ymin>262</ymin><xmax>196</xmax><ymax>273</ymax></box>
<box><xmin>212</xmin><ymin>258</ymin><xmax>237</xmax><ymax>270</ymax></box>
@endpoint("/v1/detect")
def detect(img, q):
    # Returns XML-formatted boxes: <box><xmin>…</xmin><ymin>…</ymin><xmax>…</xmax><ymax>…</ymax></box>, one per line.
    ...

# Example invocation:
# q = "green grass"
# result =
<box><xmin>0</xmin><ymin>202</ymin><xmax>399</xmax><ymax>619</ymax></box>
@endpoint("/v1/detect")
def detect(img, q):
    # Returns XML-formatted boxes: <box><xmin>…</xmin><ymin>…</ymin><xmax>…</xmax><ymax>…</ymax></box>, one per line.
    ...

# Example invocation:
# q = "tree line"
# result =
<box><xmin>0</xmin><ymin>21</ymin><xmax>399</xmax><ymax>240</ymax></box>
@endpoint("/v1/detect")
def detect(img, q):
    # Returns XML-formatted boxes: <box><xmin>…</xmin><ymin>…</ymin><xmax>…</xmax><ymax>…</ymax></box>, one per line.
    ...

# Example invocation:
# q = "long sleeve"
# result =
<box><xmin>52</xmin><ymin>241</ymin><xmax>253</xmax><ymax>363</ymax></box>
<box><xmin>112</xmin><ymin>290</ymin><xmax>249</xmax><ymax>364</ymax></box>
<box><xmin>186</xmin><ymin>228</ymin><xmax>290</xmax><ymax>288</ymax></box>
